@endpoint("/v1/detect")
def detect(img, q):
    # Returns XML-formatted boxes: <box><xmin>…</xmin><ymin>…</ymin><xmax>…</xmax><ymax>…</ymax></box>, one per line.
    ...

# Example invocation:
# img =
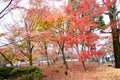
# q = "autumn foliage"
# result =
<box><xmin>0</xmin><ymin>0</ymin><xmax>117</xmax><ymax>70</ymax></box>
<box><xmin>65</xmin><ymin>0</ymin><xmax>106</xmax><ymax>62</ymax></box>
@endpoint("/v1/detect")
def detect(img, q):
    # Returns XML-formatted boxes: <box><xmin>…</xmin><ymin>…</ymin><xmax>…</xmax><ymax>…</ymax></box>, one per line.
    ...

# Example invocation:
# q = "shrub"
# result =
<box><xmin>0</xmin><ymin>67</ymin><xmax>14</xmax><ymax>79</ymax></box>
<box><xmin>0</xmin><ymin>66</ymin><xmax>43</xmax><ymax>80</ymax></box>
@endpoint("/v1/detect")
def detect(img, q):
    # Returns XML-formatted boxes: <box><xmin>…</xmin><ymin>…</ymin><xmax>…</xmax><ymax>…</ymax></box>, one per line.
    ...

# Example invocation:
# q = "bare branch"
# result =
<box><xmin>0</xmin><ymin>10</ymin><xmax>10</xmax><ymax>19</ymax></box>
<box><xmin>0</xmin><ymin>52</ymin><xmax>13</xmax><ymax>66</ymax></box>
<box><xmin>100</xmin><ymin>30</ymin><xmax>112</xmax><ymax>34</ymax></box>
<box><xmin>0</xmin><ymin>0</ymin><xmax>13</xmax><ymax>14</ymax></box>
<box><xmin>0</xmin><ymin>39</ymin><xmax>24</xmax><ymax>47</ymax></box>
<box><xmin>0</xmin><ymin>0</ymin><xmax>13</xmax><ymax>19</ymax></box>
<box><xmin>116</xmin><ymin>10</ymin><xmax>120</xmax><ymax>15</ymax></box>
<box><xmin>104</xmin><ymin>12</ymin><xmax>110</xmax><ymax>15</ymax></box>
<box><xmin>19</xmin><ymin>49</ymin><xmax>29</xmax><ymax>57</ymax></box>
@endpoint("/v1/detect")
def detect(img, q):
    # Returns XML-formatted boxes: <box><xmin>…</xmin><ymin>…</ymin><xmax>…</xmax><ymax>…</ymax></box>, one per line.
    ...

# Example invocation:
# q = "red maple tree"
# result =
<box><xmin>65</xmin><ymin>0</ymin><xmax>107</xmax><ymax>70</ymax></box>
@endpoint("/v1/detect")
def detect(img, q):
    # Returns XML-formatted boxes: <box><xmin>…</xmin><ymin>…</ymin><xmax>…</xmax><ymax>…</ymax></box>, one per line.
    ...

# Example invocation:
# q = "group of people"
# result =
<box><xmin>98</xmin><ymin>52</ymin><xmax>114</xmax><ymax>64</ymax></box>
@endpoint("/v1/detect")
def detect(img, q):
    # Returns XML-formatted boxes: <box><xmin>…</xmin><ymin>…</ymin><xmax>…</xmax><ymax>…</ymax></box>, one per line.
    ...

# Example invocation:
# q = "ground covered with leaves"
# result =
<box><xmin>39</xmin><ymin>61</ymin><xmax>120</xmax><ymax>80</ymax></box>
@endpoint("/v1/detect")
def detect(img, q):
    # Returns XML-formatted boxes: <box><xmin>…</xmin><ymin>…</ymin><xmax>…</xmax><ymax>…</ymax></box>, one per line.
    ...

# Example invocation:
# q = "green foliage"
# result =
<box><xmin>65</xmin><ymin>20</ymin><xmax>71</xmax><ymax>32</ymax></box>
<box><xmin>96</xmin><ymin>16</ymin><xmax>105</xmax><ymax>29</ymax></box>
<box><xmin>0</xmin><ymin>67</ymin><xmax>14</xmax><ymax>79</ymax></box>
<box><xmin>0</xmin><ymin>66</ymin><xmax>43</xmax><ymax>80</ymax></box>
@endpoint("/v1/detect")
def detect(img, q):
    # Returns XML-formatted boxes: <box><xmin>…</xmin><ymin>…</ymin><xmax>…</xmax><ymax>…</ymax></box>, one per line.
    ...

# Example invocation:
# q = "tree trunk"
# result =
<box><xmin>108</xmin><ymin>3</ymin><xmax>120</xmax><ymax>68</ymax></box>
<box><xmin>61</xmin><ymin>47</ymin><xmax>68</xmax><ymax>70</ymax></box>
<box><xmin>81</xmin><ymin>44</ymin><xmax>86</xmax><ymax>71</ymax></box>
<box><xmin>112</xmin><ymin>29</ymin><xmax>120</xmax><ymax>68</ymax></box>
<box><xmin>45</xmin><ymin>44</ymin><xmax>50</xmax><ymax>66</ymax></box>
<box><xmin>29</xmin><ymin>53</ymin><xmax>32</xmax><ymax>66</ymax></box>
<box><xmin>76</xmin><ymin>44</ymin><xmax>80</xmax><ymax>61</ymax></box>
<box><xmin>27</xmin><ymin>37</ymin><xmax>33</xmax><ymax>66</ymax></box>
<box><xmin>82</xmin><ymin>61</ymin><xmax>86</xmax><ymax>71</ymax></box>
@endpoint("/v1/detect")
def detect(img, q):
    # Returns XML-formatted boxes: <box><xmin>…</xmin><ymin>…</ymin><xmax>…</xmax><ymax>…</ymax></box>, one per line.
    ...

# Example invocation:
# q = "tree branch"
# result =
<box><xmin>0</xmin><ymin>10</ymin><xmax>10</xmax><ymax>19</ymax></box>
<box><xmin>100</xmin><ymin>30</ymin><xmax>112</xmax><ymax>34</ymax></box>
<box><xmin>104</xmin><ymin>12</ymin><xmax>110</xmax><ymax>15</ymax></box>
<box><xmin>19</xmin><ymin>49</ymin><xmax>29</xmax><ymax>57</ymax></box>
<box><xmin>0</xmin><ymin>39</ymin><xmax>24</xmax><ymax>47</ymax></box>
<box><xmin>116</xmin><ymin>10</ymin><xmax>120</xmax><ymax>16</ymax></box>
<box><xmin>0</xmin><ymin>0</ymin><xmax>13</xmax><ymax>18</ymax></box>
<box><xmin>0</xmin><ymin>52</ymin><xmax>13</xmax><ymax>66</ymax></box>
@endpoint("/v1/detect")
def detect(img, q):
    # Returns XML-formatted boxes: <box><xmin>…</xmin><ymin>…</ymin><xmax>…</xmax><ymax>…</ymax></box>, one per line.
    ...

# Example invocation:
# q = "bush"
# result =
<box><xmin>0</xmin><ymin>66</ymin><xmax>43</xmax><ymax>80</ymax></box>
<box><xmin>0</xmin><ymin>67</ymin><xmax>14</xmax><ymax>79</ymax></box>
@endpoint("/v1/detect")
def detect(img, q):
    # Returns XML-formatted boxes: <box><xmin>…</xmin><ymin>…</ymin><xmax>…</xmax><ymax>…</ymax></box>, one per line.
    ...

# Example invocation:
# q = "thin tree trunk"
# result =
<box><xmin>29</xmin><ymin>53</ymin><xmax>32</xmax><ymax>66</ymax></box>
<box><xmin>61</xmin><ymin>47</ymin><xmax>68</xmax><ymax>70</ymax></box>
<box><xmin>27</xmin><ymin>37</ymin><xmax>33</xmax><ymax>66</ymax></box>
<box><xmin>45</xmin><ymin>44</ymin><xmax>50</xmax><ymax>66</ymax></box>
<box><xmin>81</xmin><ymin>44</ymin><xmax>86</xmax><ymax>71</ymax></box>
<box><xmin>76</xmin><ymin>44</ymin><xmax>80</xmax><ymax>61</ymax></box>
<box><xmin>82</xmin><ymin>61</ymin><xmax>86</xmax><ymax>71</ymax></box>
<box><xmin>57</xmin><ymin>40</ymin><xmax>68</xmax><ymax>69</ymax></box>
